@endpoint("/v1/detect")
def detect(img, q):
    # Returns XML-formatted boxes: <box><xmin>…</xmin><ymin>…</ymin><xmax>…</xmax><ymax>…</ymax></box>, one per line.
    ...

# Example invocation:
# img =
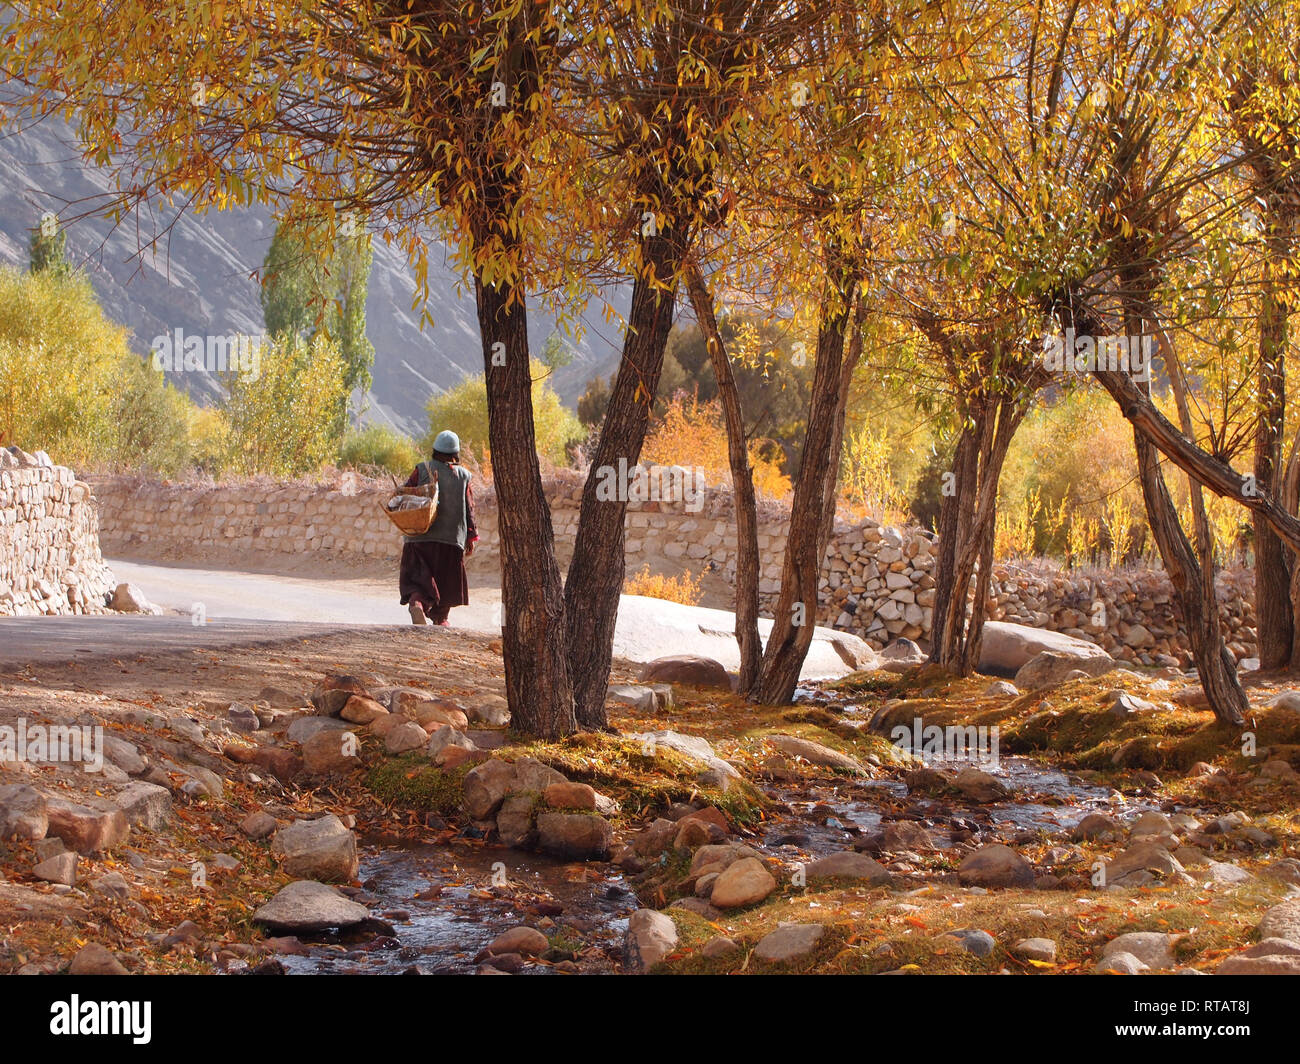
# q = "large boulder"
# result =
<box><xmin>253</xmin><ymin>880</ymin><xmax>369</xmax><ymax>932</ymax></box>
<box><xmin>1014</xmin><ymin>650</ymin><xmax>1118</xmax><ymax>690</ymax></box>
<box><xmin>980</xmin><ymin>621</ymin><xmax>1113</xmax><ymax>674</ymax></box>
<box><xmin>44</xmin><ymin>797</ymin><xmax>129</xmax><ymax>853</ymax></box>
<box><xmin>271</xmin><ymin>815</ymin><xmax>359</xmax><ymax>882</ymax></box>
<box><xmin>766</xmin><ymin>735</ymin><xmax>866</xmax><ymax>775</ymax></box>
<box><xmin>637</xmin><ymin>655</ymin><xmax>732</xmax><ymax>690</ymax></box>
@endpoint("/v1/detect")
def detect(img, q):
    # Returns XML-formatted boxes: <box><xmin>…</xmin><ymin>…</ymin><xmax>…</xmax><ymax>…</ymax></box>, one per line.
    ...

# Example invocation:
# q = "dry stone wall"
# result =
<box><xmin>0</xmin><ymin>448</ymin><xmax>115</xmax><ymax>617</ymax></box>
<box><xmin>87</xmin><ymin>468</ymin><xmax>1258</xmax><ymax>666</ymax></box>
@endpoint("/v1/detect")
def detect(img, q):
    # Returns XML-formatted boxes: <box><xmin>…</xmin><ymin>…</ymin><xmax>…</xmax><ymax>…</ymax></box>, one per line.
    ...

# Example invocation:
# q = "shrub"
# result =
<box><xmin>623</xmin><ymin>565</ymin><xmax>703</xmax><ymax>606</ymax></box>
<box><xmin>339</xmin><ymin>423</ymin><xmax>423</xmax><ymax>477</ymax></box>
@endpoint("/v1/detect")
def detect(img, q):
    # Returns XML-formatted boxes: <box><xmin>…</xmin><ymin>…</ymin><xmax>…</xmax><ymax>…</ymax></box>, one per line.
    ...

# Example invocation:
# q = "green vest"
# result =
<box><xmin>404</xmin><ymin>460</ymin><xmax>471</xmax><ymax>549</ymax></box>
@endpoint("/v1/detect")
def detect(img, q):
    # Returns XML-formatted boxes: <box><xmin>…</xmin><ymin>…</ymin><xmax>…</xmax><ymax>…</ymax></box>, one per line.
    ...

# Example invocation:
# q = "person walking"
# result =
<box><xmin>398</xmin><ymin>430</ymin><xmax>478</xmax><ymax>625</ymax></box>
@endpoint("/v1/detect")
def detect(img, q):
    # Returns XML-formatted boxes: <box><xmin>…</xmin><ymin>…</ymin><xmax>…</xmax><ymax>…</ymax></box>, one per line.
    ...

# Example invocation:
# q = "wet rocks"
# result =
<box><xmin>495</xmin><ymin>795</ymin><xmax>536</xmax><ymax>848</ymax></box>
<box><xmin>535</xmin><ymin>812</ymin><xmax>612</xmax><ymax>860</ymax></box>
<box><xmin>958</xmin><ymin>844</ymin><xmax>1035</xmax><ymax>888</ymax></box>
<box><xmin>253</xmin><ymin>880</ymin><xmax>369</xmax><ymax>932</ymax></box>
<box><xmin>953</xmin><ymin>767</ymin><xmax>1011</xmax><ymax>803</ymax></box>
<box><xmin>754</xmin><ymin>923</ymin><xmax>823</xmax><ymax>963</ymax></box>
<box><xmin>625</xmin><ymin>909</ymin><xmax>678</xmax><ymax>973</ymax></box>
<box><xmin>637</xmin><ymin>655</ymin><xmax>731</xmax><ymax>690</ymax></box>
<box><xmin>488</xmin><ymin>926</ymin><xmax>549</xmax><ymax>957</ymax></box>
<box><xmin>271</xmin><ymin>815</ymin><xmax>358</xmax><ymax>883</ymax></box>
<box><xmin>709</xmin><ymin>857</ymin><xmax>777</xmax><ymax>908</ymax></box>
<box><xmin>0</xmin><ymin>783</ymin><xmax>47</xmax><ymax>841</ymax></box>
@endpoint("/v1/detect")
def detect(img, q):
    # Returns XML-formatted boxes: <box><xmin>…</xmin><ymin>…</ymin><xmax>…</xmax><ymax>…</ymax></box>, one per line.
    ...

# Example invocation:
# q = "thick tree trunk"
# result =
<box><xmin>753</xmin><ymin>285</ymin><xmax>865</xmax><ymax>705</ymax></box>
<box><xmin>565</xmin><ymin>233</ymin><xmax>680</xmax><ymax>728</ymax></box>
<box><xmin>685</xmin><ymin>263</ymin><xmax>762</xmax><ymax>693</ymax></box>
<box><xmin>1254</xmin><ymin>213</ymin><xmax>1294</xmax><ymax>669</ymax></box>
<box><xmin>473</xmin><ymin>263</ymin><xmax>576</xmax><ymax>740</ymax></box>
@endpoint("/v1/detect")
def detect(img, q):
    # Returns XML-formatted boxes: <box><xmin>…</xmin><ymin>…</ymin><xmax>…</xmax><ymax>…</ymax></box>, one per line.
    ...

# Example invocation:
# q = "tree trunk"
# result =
<box><xmin>929</xmin><ymin>396</ymin><xmax>1022</xmax><ymax>674</ymax></box>
<box><xmin>473</xmin><ymin>260</ymin><xmax>577</xmax><ymax>740</ymax></box>
<box><xmin>685</xmin><ymin>262</ymin><xmax>762</xmax><ymax>693</ymax></box>
<box><xmin>753</xmin><ymin>284</ymin><xmax>865</xmax><ymax>705</ymax></box>
<box><xmin>565</xmin><ymin>233</ymin><xmax>680</xmax><ymax>728</ymax></box>
<box><xmin>1254</xmin><ymin>208</ymin><xmax>1294</xmax><ymax>669</ymax></box>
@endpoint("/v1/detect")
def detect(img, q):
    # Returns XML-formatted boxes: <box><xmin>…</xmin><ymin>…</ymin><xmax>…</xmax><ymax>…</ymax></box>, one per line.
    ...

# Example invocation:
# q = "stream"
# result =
<box><xmin>281</xmin><ymin>687</ymin><xmax>1155</xmax><ymax>974</ymax></box>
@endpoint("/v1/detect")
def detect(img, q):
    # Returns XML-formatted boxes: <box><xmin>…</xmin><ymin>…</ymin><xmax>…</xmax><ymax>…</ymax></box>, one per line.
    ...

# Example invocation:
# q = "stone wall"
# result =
<box><xmin>87</xmin><ymin>468</ymin><xmax>1259</xmax><ymax>666</ymax></box>
<box><xmin>0</xmin><ymin>448</ymin><xmax>115</xmax><ymax>617</ymax></box>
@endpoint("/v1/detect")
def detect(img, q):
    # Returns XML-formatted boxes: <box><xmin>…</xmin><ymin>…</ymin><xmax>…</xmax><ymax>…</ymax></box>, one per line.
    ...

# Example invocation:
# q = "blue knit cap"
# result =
<box><xmin>433</xmin><ymin>430</ymin><xmax>460</xmax><ymax>455</ymax></box>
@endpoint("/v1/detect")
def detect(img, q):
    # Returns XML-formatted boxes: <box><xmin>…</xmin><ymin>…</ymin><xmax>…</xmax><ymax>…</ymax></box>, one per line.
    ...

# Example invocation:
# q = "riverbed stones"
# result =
<box><xmin>44</xmin><ymin>796</ymin><xmax>129</xmax><ymax>853</ymax></box>
<box><xmin>754</xmin><ymin>923</ymin><xmax>824</xmax><ymax>963</ymax></box>
<box><xmin>253</xmin><ymin>880</ymin><xmax>369</xmax><ymax>932</ymax></box>
<box><xmin>496</xmin><ymin>795</ymin><xmax>536</xmax><ymax>848</ymax></box>
<box><xmin>805</xmin><ymin>851</ymin><xmax>891</xmax><ymax>885</ymax></box>
<box><xmin>1215</xmin><ymin>954</ymin><xmax>1300</xmax><ymax>975</ymax></box>
<box><xmin>226</xmin><ymin>702</ymin><xmax>260</xmax><ymax>732</ymax></box>
<box><xmin>0</xmin><ymin>783</ymin><xmax>47</xmax><ymax>840</ymax></box>
<box><xmin>767</xmin><ymin>735</ymin><xmax>866</xmax><ymax>774</ymax></box>
<box><xmin>625</xmin><ymin>909</ymin><xmax>678</xmax><ymax>973</ymax></box>
<box><xmin>426</xmin><ymin>725</ymin><xmax>475</xmax><ymax>761</ymax></box>
<box><xmin>1071</xmin><ymin>813</ymin><xmax>1119</xmax><ymax>841</ymax></box>
<box><xmin>958</xmin><ymin>844</ymin><xmax>1035</xmax><ymax>888</ymax></box>
<box><xmin>709</xmin><ymin>856</ymin><xmax>777</xmax><ymax>908</ymax></box>
<box><xmin>287</xmin><ymin>716</ymin><xmax>351</xmax><ymax>745</ymax></box>
<box><xmin>1095</xmin><ymin>951</ymin><xmax>1148</xmax><ymax>974</ymax></box>
<box><xmin>535</xmin><ymin>812</ymin><xmax>612</xmax><ymax>860</ymax></box>
<box><xmin>114</xmin><ymin>782</ymin><xmax>172</xmax><ymax>831</ymax></box>
<box><xmin>1102</xmin><ymin>841</ymin><xmax>1185</xmax><ymax>887</ymax></box>
<box><xmin>488</xmin><ymin>926</ymin><xmax>549</xmax><ymax>957</ymax></box>
<box><xmin>953</xmin><ymin>767</ymin><xmax>1011</xmax><ymax>803</ymax></box>
<box><xmin>701</xmin><ymin>936</ymin><xmax>740</xmax><ymax>960</ymax></box>
<box><xmin>301</xmin><ymin>729</ymin><xmax>360</xmax><ymax>775</ymax></box>
<box><xmin>637</xmin><ymin>655</ymin><xmax>731</xmax><ymax>690</ymax></box>
<box><xmin>271</xmin><ymin>815</ymin><xmax>358</xmax><ymax>883</ymax></box>
<box><xmin>1102</xmin><ymin>932</ymin><xmax>1175</xmax><ymax>970</ymax></box>
<box><xmin>689</xmin><ymin>842</ymin><xmax>765</xmax><ymax>876</ymax></box>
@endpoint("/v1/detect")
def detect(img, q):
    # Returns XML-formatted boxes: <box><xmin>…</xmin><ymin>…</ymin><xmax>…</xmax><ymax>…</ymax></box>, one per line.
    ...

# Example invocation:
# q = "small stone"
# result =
<box><xmin>384</xmin><ymin>721</ymin><xmax>428</xmax><ymax>755</ymax></box>
<box><xmin>701</xmin><ymin>936</ymin><xmax>739</xmax><ymax>960</ymax></box>
<box><xmin>69</xmin><ymin>942</ymin><xmax>128</xmax><ymax>975</ymax></box>
<box><xmin>983</xmin><ymin>681</ymin><xmax>1019</xmax><ymax>697</ymax></box>
<box><xmin>241</xmin><ymin>810</ymin><xmax>279</xmax><ymax>840</ymax></box>
<box><xmin>625</xmin><ymin>909</ymin><xmax>678</xmax><ymax>973</ymax></box>
<box><xmin>488</xmin><ymin>926</ymin><xmax>549</xmax><ymax>957</ymax></box>
<box><xmin>958</xmin><ymin>844</ymin><xmax>1035</xmax><ymax>888</ymax></box>
<box><xmin>754</xmin><ymin>923</ymin><xmax>824</xmax><ymax>963</ymax></box>
<box><xmin>1095</xmin><ymin>950</ymin><xmax>1149</xmax><ymax>974</ymax></box>
<box><xmin>271</xmin><ymin>816</ymin><xmax>358</xmax><ymax>883</ymax></box>
<box><xmin>805</xmin><ymin>851</ymin><xmax>891</xmax><ymax>884</ymax></box>
<box><xmin>542</xmin><ymin>782</ymin><xmax>598</xmax><ymax>811</ymax></box>
<box><xmin>943</xmin><ymin>928</ymin><xmax>996</xmax><ymax>956</ymax></box>
<box><xmin>1072</xmin><ymin>813</ymin><xmax>1118</xmax><ymax>841</ymax></box>
<box><xmin>33</xmin><ymin>850</ymin><xmax>78</xmax><ymax>885</ymax></box>
<box><xmin>1102</xmin><ymin>932</ymin><xmax>1175</xmax><ymax>970</ymax></box>
<box><xmin>425</xmin><ymin>725</ymin><xmax>475</xmax><ymax>760</ymax></box>
<box><xmin>340</xmin><ymin>695</ymin><xmax>388</xmax><ymax>725</ymax></box>
<box><xmin>1014</xmin><ymin>937</ymin><xmax>1057</xmax><ymax>962</ymax></box>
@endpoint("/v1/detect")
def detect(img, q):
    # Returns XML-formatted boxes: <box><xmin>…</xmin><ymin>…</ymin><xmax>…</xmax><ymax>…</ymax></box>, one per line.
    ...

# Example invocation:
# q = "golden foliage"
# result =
<box><xmin>623</xmin><ymin>565</ymin><xmax>703</xmax><ymax>606</ymax></box>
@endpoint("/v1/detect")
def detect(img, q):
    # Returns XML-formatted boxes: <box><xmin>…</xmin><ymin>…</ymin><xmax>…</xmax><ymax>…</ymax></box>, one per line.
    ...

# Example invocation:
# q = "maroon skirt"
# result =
<box><xmin>399</xmin><ymin>541</ymin><xmax>469</xmax><ymax>616</ymax></box>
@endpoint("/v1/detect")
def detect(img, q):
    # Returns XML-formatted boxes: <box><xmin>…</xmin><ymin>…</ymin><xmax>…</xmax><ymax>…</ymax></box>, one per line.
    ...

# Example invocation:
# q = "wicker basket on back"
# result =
<box><xmin>380</xmin><ymin>472</ymin><xmax>439</xmax><ymax>536</ymax></box>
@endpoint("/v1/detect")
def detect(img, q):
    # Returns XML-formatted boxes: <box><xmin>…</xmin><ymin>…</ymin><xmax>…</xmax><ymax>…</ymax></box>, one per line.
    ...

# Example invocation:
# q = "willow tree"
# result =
<box><xmin>0</xmin><ymin>0</ymin><xmax>583</xmax><ymax>736</ymax></box>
